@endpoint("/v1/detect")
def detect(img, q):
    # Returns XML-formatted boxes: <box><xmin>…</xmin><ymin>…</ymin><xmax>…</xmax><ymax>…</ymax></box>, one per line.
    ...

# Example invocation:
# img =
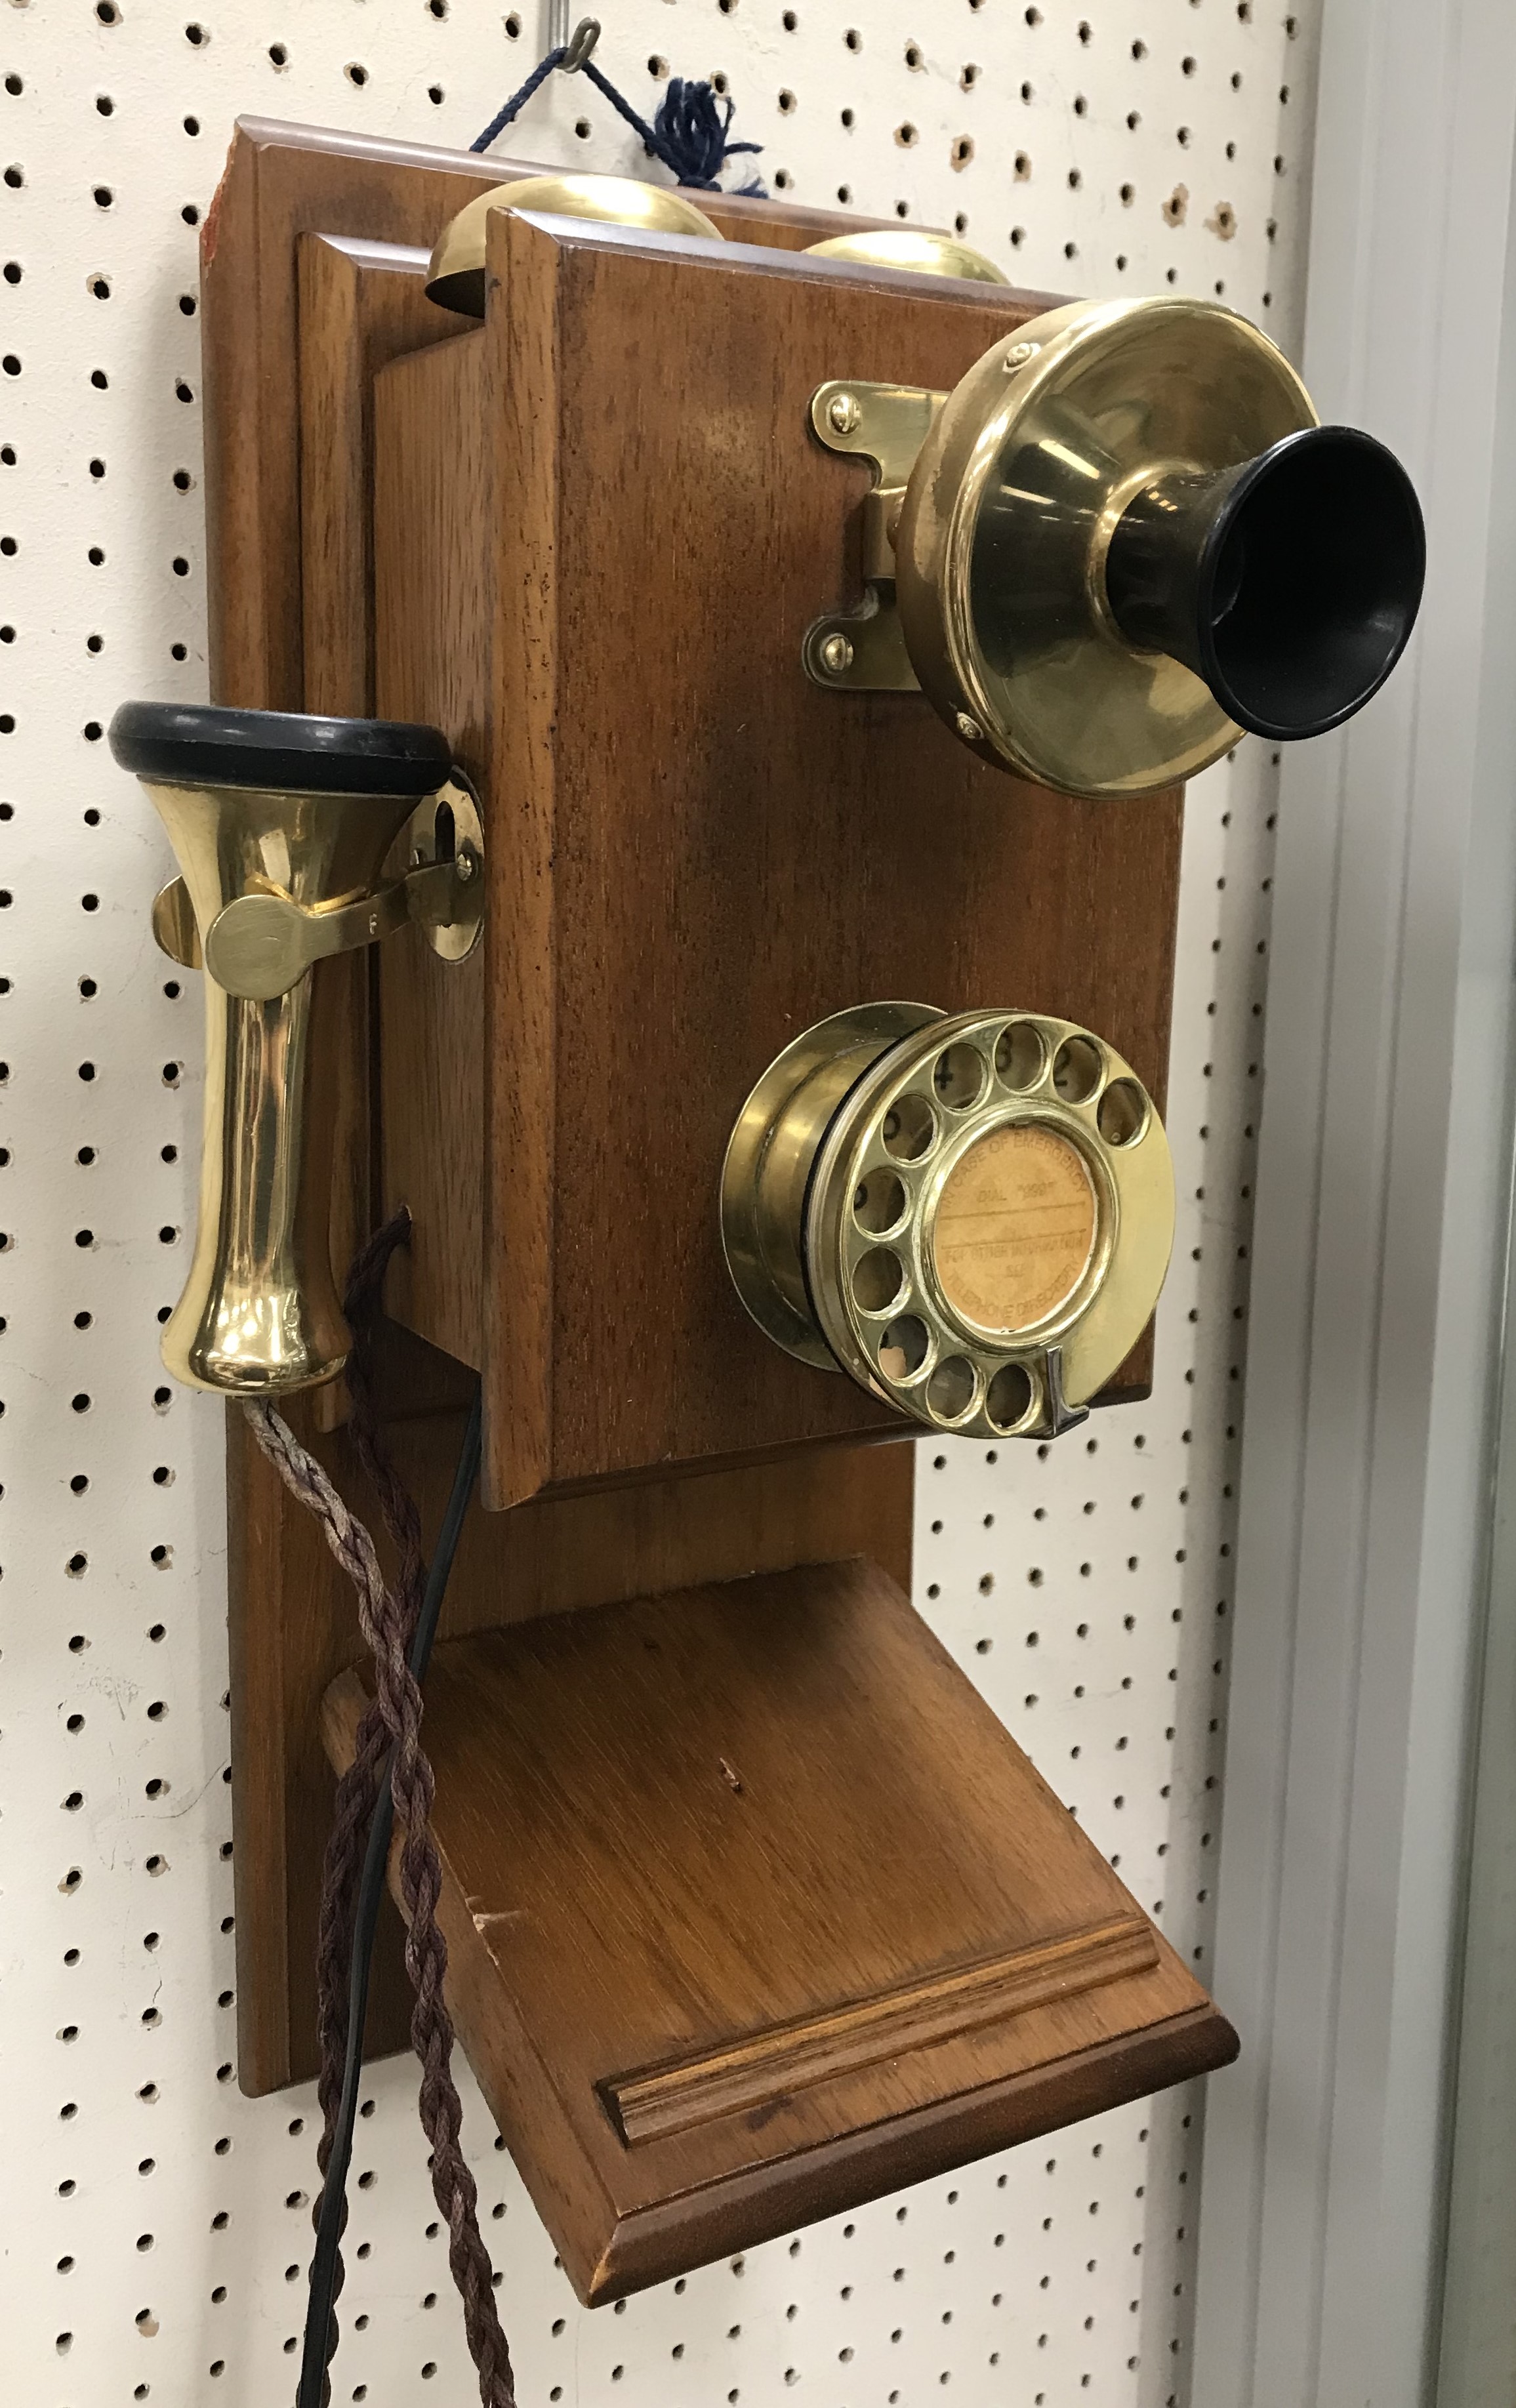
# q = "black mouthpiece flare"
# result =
<box><xmin>1103</xmin><ymin>424</ymin><xmax>1425</xmax><ymax>741</ymax></box>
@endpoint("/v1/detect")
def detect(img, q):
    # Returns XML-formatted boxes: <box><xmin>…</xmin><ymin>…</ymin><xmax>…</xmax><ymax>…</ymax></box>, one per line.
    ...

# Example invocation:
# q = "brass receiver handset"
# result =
<box><xmin>110</xmin><ymin>703</ymin><xmax>480</xmax><ymax>1396</ymax></box>
<box><xmin>724</xmin><ymin>1004</ymin><xmax>1173</xmax><ymax>1441</ymax></box>
<box><xmin>804</xmin><ymin>293</ymin><xmax>1426</xmax><ymax>798</ymax></box>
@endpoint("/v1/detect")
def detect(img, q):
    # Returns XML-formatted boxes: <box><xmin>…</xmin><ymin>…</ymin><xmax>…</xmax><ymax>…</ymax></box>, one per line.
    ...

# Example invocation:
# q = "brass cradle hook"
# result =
<box><xmin>111</xmin><ymin>703</ymin><xmax>481</xmax><ymax>1397</ymax></box>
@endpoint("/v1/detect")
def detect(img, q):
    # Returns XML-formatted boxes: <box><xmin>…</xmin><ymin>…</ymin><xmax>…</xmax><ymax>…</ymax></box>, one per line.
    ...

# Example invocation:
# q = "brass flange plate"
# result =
<box><xmin>803</xmin><ymin>380</ymin><xmax>945</xmax><ymax>695</ymax></box>
<box><xmin>804</xmin><ymin>1010</ymin><xmax>1174</xmax><ymax>1439</ymax></box>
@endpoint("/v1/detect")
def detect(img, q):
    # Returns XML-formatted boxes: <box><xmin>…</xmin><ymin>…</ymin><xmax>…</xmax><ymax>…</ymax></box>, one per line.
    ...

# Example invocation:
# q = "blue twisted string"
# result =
<box><xmin>470</xmin><ymin>44</ymin><xmax>566</xmax><ymax>153</ymax></box>
<box><xmin>472</xmin><ymin>51</ymin><xmax>764</xmax><ymax>194</ymax></box>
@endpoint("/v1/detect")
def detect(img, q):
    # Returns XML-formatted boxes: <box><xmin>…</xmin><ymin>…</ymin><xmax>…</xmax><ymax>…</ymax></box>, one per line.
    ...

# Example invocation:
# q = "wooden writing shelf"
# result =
<box><xmin>323</xmin><ymin>1557</ymin><xmax>1235</xmax><ymax>2302</ymax></box>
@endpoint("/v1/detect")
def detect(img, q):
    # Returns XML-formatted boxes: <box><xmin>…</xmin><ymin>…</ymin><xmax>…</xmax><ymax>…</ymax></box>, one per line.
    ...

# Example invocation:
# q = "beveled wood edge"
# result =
<box><xmin>482</xmin><ymin>199</ymin><xmax>1064</xmax><ymax>314</ymax></box>
<box><xmin>319</xmin><ymin>1639</ymin><xmax>1235</xmax><ymax>2306</ymax></box>
<box><xmin>584</xmin><ymin>2003</ymin><xmax>1239</xmax><ymax>2303</ymax></box>
<box><xmin>604</xmin><ymin>1917</ymin><xmax>1160</xmax><ymax>2146</ymax></box>
<box><xmin>306</xmin><ymin>230</ymin><xmax>433</xmax><ymax>274</ymax></box>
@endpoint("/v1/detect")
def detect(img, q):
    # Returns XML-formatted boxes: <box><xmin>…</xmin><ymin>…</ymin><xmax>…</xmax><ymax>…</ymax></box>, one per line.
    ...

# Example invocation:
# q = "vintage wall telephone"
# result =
<box><xmin>117</xmin><ymin>121</ymin><xmax>1422</xmax><ymax>2308</ymax></box>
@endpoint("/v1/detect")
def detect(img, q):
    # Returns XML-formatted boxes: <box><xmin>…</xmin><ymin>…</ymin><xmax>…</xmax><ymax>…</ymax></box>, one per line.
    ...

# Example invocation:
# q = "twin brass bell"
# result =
<box><xmin>110</xmin><ymin>703</ymin><xmax>476</xmax><ymax>1395</ymax></box>
<box><xmin>723</xmin><ymin>1006</ymin><xmax>1174</xmax><ymax>1440</ymax></box>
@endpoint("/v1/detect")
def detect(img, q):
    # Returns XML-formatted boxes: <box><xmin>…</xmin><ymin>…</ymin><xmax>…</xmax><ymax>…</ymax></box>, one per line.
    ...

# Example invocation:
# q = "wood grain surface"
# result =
<box><xmin>371</xmin><ymin>211</ymin><xmax>1181</xmax><ymax>1505</ymax></box>
<box><xmin>201</xmin><ymin>123</ymin><xmax>919</xmax><ymax>2092</ymax></box>
<box><xmin>199</xmin><ymin>118</ymin><xmax>1195</xmax><ymax>2234</ymax></box>
<box><xmin>323</xmin><ymin>1557</ymin><xmax>1236</xmax><ymax>2300</ymax></box>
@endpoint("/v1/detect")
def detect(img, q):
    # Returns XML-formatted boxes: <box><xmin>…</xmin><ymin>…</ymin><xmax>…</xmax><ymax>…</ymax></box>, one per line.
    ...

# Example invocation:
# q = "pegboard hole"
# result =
<box><xmin>346</xmin><ymin>63</ymin><xmax>369</xmax><ymax>87</ymax></box>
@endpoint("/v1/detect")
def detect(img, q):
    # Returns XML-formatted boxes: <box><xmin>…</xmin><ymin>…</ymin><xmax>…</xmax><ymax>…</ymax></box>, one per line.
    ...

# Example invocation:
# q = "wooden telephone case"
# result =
<box><xmin>206</xmin><ymin>117</ymin><xmax>1233</xmax><ymax>2304</ymax></box>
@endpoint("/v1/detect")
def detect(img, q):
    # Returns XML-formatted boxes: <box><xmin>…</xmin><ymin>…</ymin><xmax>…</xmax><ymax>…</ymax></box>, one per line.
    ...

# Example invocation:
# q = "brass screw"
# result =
<box><xmin>955</xmin><ymin>711</ymin><xmax>983</xmax><ymax>742</ymax></box>
<box><xmin>820</xmin><ymin>632</ymin><xmax>855</xmax><ymax>676</ymax></box>
<box><xmin>455</xmin><ymin>842</ymin><xmax>478</xmax><ymax>885</ymax></box>
<box><xmin>1004</xmin><ymin>340</ymin><xmax>1038</xmax><ymax>371</ymax></box>
<box><xmin>827</xmin><ymin>390</ymin><xmax>862</xmax><ymax>435</ymax></box>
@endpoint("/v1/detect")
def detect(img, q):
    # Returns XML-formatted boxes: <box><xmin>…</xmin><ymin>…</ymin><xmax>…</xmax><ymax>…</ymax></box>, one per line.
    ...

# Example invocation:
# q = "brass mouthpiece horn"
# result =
<box><xmin>111</xmin><ymin>703</ymin><xmax>462</xmax><ymax>1397</ymax></box>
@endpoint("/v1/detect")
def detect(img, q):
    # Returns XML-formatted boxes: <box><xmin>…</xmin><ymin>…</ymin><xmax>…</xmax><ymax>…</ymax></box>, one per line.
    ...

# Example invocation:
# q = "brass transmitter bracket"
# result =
<box><xmin>151</xmin><ymin>775</ymin><xmax>484</xmax><ymax>1000</ymax></box>
<box><xmin>803</xmin><ymin>380</ymin><xmax>944</xmax><ymax>694</ymax></box>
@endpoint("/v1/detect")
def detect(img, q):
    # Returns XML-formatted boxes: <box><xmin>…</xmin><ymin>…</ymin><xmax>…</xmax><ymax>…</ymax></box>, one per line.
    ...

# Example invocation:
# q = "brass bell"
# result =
<box><xmin>426</xmin><ymin>173</ymin><xmax>725</xmax><ymax>317</ymax></box>
<box><xmin>804</xmin><ymin>228</ymin><xmax>1012</xmax><ymax>286</ymax></box>
<box><xmin>111</xmin><ymin>702</ymin><xmax>459</xmax><ymax>1396</ymax></box>
<box><xmin>722</xmin><ymin>1004</ymin><xmax>1174</xmax><ymax>1440</ymax></box>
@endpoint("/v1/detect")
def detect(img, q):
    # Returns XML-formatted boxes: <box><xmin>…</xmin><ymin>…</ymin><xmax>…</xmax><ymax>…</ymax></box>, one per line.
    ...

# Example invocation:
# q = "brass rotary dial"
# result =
<box><xmin>723</xmin><ymin>1005</ymin><xmax>1174</xmax><ymax>1440</ymax></box>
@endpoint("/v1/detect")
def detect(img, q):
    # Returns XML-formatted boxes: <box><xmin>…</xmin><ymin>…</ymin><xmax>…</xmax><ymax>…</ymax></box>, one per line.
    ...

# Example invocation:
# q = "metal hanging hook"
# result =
<box><xmin>548</xmin><ymin>5</ymin><xmax>601</xmax><ymax>71</ymax></box>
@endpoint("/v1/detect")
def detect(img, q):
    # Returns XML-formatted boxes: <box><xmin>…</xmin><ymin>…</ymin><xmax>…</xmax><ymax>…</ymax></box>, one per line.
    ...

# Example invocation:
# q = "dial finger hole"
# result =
<box><xmin>880</xmin><ymin>1091</ymin><xmax>937</xmax><ymax>1161</ymax></box>
<box><xmin>1051</xmin><ymin>1034</ymin><xmax>1102</xmax><ymax>1105</ymax></box>
<box><xmin>1096</xmin><ymin>1076</ymin><xmax>1148</xmax><ymax>1146</ymax></box>
<box><xmin>932</xmin><ymin>1042</ymin><xmax>987</xmax><ymax>1111</ymax></box>
<box><xmin>852</xmin><ymin>1246</ymin><xmax>906</xmax><ymax>1315</ymax></box>
<box><xmin>853</xmin><ymin>1168</ymin><xmax>908</xmax><ymax>1236</ymax></box>
<box><xmin>878</xmin><ymin>1314</ymin><xmax>930</xmax><ymax>1382</ymax></box>
<box><xmin>985</xmin><ymin>1360</ymin><xmax>1035</xmax><ymax>1432</ymax></box>
<box><xmin>994</xmin><ymin>1019</ymin><xmax>1045</xmax><ymax>1092</ymax></box>
<box><xmin>925</xmin><ymin>1355</ymin><xmax>978</xmax><ymax>1422</ymax></box>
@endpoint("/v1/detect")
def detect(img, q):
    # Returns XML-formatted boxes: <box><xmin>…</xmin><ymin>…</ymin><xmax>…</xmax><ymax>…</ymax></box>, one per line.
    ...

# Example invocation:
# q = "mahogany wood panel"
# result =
<box><xmin>297</xmin><ymin>232</ymin><xmax>464</xmax><ymax>1414</ymax></box>
<box><xmin>203</xmin><ymin>115</ymin><xmax>870</xmax><ymax>713</ymax></box>
<box><xmin>370</xmin><ymin>214</ymin><xmax>1181</xmax><ymax>1507</ymax></box>
<box><xmin>323</xmin><ymin>1557</ymin><xmax>1236</xmax><ymax>2301</ymax></box>
<box><xmin>199</xmin><ymin>123</ymin><xmax>920</xmax><ymax>2090</ymax></box>
<box><xmin>229</xmin><ymin>1333</ymin><xmax>911</xmax><ymax>2096</ymax></box>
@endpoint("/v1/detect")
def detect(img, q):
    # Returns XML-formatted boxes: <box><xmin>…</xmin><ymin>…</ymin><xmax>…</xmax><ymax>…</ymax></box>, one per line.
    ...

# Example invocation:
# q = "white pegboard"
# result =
<box><xmin>0</xmin><ymin>3</ymin><xmax>1313</xmax><ymax>2404</ymax></box>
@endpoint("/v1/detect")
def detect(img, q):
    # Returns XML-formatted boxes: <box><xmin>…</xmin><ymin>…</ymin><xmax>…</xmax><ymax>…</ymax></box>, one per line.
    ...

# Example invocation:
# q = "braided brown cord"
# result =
<box><xmin>243</xmin><ymin>1230</ymin><xmax>515</xmax><ymax>2408</ymax></box>
<box><xmin>309</xmin><ymin>1217</ymin><xmax>428</xmax><ymax>2196</ymax></box>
